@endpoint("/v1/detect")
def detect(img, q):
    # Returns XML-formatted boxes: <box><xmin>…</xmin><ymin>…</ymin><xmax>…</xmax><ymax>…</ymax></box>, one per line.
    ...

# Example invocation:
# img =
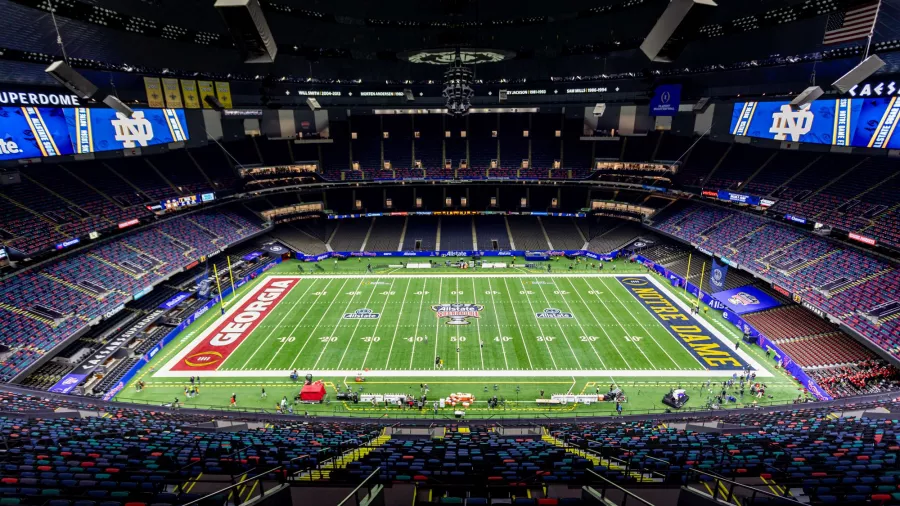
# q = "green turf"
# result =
<box><xmin>115</xmin><ymin>258</ymin><xmax>807</xmax><ymax>418</ymax></box>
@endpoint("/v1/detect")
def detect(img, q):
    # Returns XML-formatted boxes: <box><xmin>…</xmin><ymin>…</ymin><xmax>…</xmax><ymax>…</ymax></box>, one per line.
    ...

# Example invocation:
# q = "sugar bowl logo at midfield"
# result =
<box><xmin>432</xmin><ymin>303</ymin><xmax>484</xmax><ymax>325</ymax></box>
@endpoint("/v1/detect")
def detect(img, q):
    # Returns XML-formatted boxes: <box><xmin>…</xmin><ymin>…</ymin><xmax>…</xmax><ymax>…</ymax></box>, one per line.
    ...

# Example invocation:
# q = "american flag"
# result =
<box><xmin>823</xmin><ymin>3</ymin><xmax>879</xmax><ymax>45</ymax></box>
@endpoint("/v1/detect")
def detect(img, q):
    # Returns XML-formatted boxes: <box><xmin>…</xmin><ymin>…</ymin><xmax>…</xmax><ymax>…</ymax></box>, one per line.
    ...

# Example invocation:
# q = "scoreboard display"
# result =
<box><xmin>0</xmin><ymin>106</ymin><xmax>189</xmax><ymax>161</ymax></box>
<box><xmin>730</xmin><ymin>96</ymin><xmax>900</xmax><ymax>149</ymax></box>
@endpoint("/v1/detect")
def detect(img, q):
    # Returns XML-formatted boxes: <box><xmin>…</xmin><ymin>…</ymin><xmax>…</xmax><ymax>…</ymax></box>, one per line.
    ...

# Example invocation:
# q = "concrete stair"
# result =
<box><xmin>296</xmin><ymin>434</ymin><xmax>390</xmax><ymax>481</ymax></box>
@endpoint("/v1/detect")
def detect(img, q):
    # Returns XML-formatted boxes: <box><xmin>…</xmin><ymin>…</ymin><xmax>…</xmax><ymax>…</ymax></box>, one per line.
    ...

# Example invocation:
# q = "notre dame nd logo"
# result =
<box><xmin>432</xmin><ymin>303</ymin><xmax>483</xmax><ymax>325</ymax></box>
<box><xmin>769</xmin><ymin>104</ymin><xmax>814</xmax><ymax>142</ymax></box>
<box><xmin>112</xmin><ymin>111</ymin><xmax>154</xmax><ymax>148</ymax></box>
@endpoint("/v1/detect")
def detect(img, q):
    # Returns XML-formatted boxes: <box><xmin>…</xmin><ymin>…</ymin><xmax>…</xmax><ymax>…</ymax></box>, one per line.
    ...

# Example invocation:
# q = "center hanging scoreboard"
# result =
<box><xmin>730</xmin><ymin>96</ymin><xmax>900</xmax><ymax>149</ymax></box>
<box><xmin>0</xmin><ymin>106</ymin><xmax>189</xmax><ymax>161</ymax></box>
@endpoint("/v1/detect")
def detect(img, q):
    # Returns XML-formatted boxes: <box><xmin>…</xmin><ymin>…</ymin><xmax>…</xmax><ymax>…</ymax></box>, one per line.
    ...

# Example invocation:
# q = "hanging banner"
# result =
<box><xmin>143</xmin><ymin>77</ymin><xmax>165</xmax><ymax>108</ymax></box>
<box><xmin>180</xmin><ymin>80</ymin><xmax>201</xmax><ymax>109</ymax></box>
<box><xmin>710</xmin><ymin>259</ymin><xmax>728</xmax><ymax>291</ymax></box>
<box><xmin>198</xmin><ymin>81</ymin><xmax>216</xmax><ymax>109</ymax></box>
<box><xmin>649</xmin><ymin>84</ymin><xmax>682</xmax><ymax>116</ymax></box>
<box><xmin>214</xmin><ymin>81</ymin><xmax>233</xmax><ymax>109</ymax></box>
<box><xmin>161</xmin><ymin>78</ymin><xmax>184</xmax><ymax>109</ymax></box>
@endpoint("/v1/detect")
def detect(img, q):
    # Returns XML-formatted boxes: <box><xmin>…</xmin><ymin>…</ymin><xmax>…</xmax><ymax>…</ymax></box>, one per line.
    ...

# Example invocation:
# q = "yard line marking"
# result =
<box><xmin>405</xmin><ymin>278</ymin><xmax>429</xmax><ymax>370</ymax></box>
<box><xmin>454</xmin><ymin>278</ymin><xmax>460</xmax><ymax>369</ymax></box>
<box><xmin>336</xmin><ymin>280</ymin><xmax>385</xmax><ymax>369</ymax></box>
<box><xmin>487</xmin><ymin>278</ymin><xmax>511</xmax><ymax>369</ymax></box>
<box><xmin>596</xmin><ymin>277</ymin><xmax>685</xmax><ymax>370</ymax></box>
<box><xmin>359</xmin><ymin>278</ymin><xmax>400</xmax><ymax>370</ymax></box>
<box><xmin>532</xmin><ymin>277</ymin><xmax>584</xmax><ymax>369</ymax></box>
<box><xmin>471</xmin><ymin>277</ymin><xmax>485</xmax><ymax>370</ymax></box>
<box><xmin>546</xmin><ymin>277</ymin><xmax>607</xmax><ymax>369</ymax></box>
<box><xmin>288</xmin><ymin>278</ymin><xmax>352</xmax><ymax>371</ymax></box>
<box><xmin>237</xmin><ymin>278</ymin><xmax>320</xmax><ymax>369</ymax></box>
<box><xmin>432</xmin><ymin>278</ymin><xmax>443</xmax><ymax>369</ymax></box>
<box><xmin>582</xmin><ymin>277</ymin><xmax>657</xmax><ymax>369</ymax></box>
<box><xmin>505</xmin><ymin>278</ymin><xmax>554</xmax><ymax>369</ymax></box>
<box><xmin>261</xmin><ymin>279</ymin><xmax>334</xmax><ymax>370</ymax></box>
<box><xmin>565</xmin><ymin>277</ymin><xmax>630</xmax><ymax>369</ymax></box>
<box><xmin>385</xmin><ymin>278</ymin><xmax>414</xmax><ymax>369</ymax></box>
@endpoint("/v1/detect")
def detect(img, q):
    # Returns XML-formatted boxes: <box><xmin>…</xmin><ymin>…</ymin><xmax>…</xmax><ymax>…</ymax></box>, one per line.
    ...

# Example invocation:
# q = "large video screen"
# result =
<box><xmin>730</xmin><ymin>97</ymin><xmax>900</xmax><ymax>148</ymax></box>
<box><xmin>0</xmin><ymin>107</ymin><xmax>189</xmax><ymax>161</ymax></box>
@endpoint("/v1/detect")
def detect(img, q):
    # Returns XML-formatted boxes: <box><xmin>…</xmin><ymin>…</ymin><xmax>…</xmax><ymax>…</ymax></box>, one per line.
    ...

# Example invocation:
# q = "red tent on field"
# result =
<box><xmin>299</xmin><ymin>381</ymin><xmax>326</xmax><ymax>402</ymax></box>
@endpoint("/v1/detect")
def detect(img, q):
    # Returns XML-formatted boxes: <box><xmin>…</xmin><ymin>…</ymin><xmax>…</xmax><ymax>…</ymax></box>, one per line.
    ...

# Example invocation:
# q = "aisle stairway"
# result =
<box><xmin>295</xmin><ymin>433</ymin><xmax>391</xmax><ymax>481</ymax></box>
<box><xmin>541</xmin><ymin>428</ymin><xmax>661</xmax><ymax>483</ymax></box>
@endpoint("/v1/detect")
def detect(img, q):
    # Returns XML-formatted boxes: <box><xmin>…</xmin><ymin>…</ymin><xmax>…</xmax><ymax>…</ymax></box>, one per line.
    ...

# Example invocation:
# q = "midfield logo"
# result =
<box><xmin>769</xmin><ymin>104</ymin><xmax>813</xmax><ymax>142</ymax></box>
<box><xmin>112</xmin><ymin>111</ymin><xmax>154</xmax><ymax>148</ymax></box>
<box><xmin>343</xmin><ymin>308</ymin><xmax>380</xmax><ymax>319</ymax></box>
<box><xmin>535</xmin><ymin>308</ymin><xmax>574</xmax><ymax>319</ymax></box>
<box><xmin>432</xmin><ymin>303</ymin><xmax>483</xmax><ymax>325</ymax></box>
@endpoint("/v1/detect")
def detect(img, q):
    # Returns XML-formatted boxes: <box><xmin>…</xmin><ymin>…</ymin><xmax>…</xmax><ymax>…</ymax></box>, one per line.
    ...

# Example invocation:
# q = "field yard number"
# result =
<box><xmin>587</xmin><ymin>290</ymin><xmax>602</xmax><ymax>295</ymax></box>
<box><xmin>451</xmin><ymin>290</ymin><xmax>464</xmax><ymax>295</ymax></box>
<box><xmin>313</xmin><ymin>291</ymin><xmax>327</xmax><ymax>296</ymax></box>
<box><xmin>520</xmin><ymin>290</ymin><xmax>534</xmax><ymax>295</ymax></box>
<box><xmin>362</xmin><ymin>336</ymin><xmax>381</xmax><ymax>342</ymax></box>
<box><xmin>450</xmin><ymin>336</ymin><xmax>466</xmax><ymax>342</ymax></box>
<box><xmin>579</xmin><ymin>335</ymin><xmax>598</xmax><ymax>342</ymax></box>
<box><xmin>484</xmin><ymin>290</ymin><xmax>501</xmax><ymax>295</ymax></box>
<box><xmin>380</xmin><ymin>291</ymin><xmax>395</xmax><ymax>295</ymax></box>
<box><xmin>494</xmin><ymin>336</ymin><xmax>511</xmax><ymax>342</ymax></box>
<box><xmin>553</xmin><ymin>290</ymin><xmax>569</xmax><ymax>295</ymax></box>
<box><xmin>415</xmin><ymin>291</ymin><xmax>430</xmax><ymax>295</ymax></box>
<box><xmin>279</xmin><ymin>336</ymin><xmax>296</xmax><ymax>343</ymax></box>
<box><xmin>624</xmin><ymin>336</ymin><xmax>642</xmax><ymax>342</ymax></box>
<box><xmin>319</xmin><ymin>336</ymin><xmax>338</xmax><ymax>342</ymax></box>
<box><xmin>406</xmin><ymin>336</ymin><xmax>426</xmax><ymax>342</ymax></box>
<box><xmin>346</xmin><ymin>291</ymin><xmax>361</xmax><ymax>296</ymax></box>
<box><xmin>536</xmin><ymin>335</ymin><xmax>555</xmax><ymax>342</ymax></box>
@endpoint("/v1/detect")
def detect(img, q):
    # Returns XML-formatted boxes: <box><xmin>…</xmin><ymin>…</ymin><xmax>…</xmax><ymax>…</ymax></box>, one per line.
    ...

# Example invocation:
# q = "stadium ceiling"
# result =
<box><xmin>0</xmin><ymin>0</ymin><xmax>896</xmax><ymax>86</ymax></box>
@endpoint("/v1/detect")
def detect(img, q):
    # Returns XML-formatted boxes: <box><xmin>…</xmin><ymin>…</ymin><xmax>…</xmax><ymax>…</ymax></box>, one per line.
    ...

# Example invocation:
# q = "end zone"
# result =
<box><xmin>640</xmin><ymin>274</ymin><xmax>767</xmax><ymax>374</ymax></box>
<box><xmin>164</xmin><ymin>276</ymin><xmax>300</xmax><ymax>372</ymax></box>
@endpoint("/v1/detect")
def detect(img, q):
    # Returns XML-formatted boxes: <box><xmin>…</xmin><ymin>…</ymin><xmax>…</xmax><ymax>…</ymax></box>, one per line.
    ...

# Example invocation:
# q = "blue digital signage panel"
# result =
<box><xmin>730</xmin><ymin>97</ymin><xmax>900</xmax><ymax>149</ymax></box>
<box><xmin>0</xmin><ymin>106</ymin><xmax>189</xmax><ymax>161</ymax></box>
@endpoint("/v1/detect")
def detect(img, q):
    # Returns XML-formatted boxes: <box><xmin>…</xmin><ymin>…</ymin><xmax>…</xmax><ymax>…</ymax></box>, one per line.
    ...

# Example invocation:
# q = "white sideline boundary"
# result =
<box><xmin>155</xmin><ymin>273</ymin><xmax>772</xmax><ymax>379</ymax></box>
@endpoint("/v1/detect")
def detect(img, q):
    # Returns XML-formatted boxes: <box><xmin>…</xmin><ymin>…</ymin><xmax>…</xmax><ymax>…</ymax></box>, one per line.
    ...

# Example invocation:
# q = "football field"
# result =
<box><xmin>157</xmin><ymin>271</ymin><xmax>761</xmax><ymax>378</ymax></box>
<box><xmin>116</xmin><ymin>260</ymin><xmax>805</xmax><ymax>417</ymax></box>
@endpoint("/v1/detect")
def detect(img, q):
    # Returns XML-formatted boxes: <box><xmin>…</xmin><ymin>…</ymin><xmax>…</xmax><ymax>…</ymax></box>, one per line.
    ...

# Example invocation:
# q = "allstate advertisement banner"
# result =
<box><xmin>712</xmin><ymin>285</ymin><xmax>782</xmax><ymax>315</ymax></box>
<box><xmin>710</xmin><ymin>259</ymin><xmax>728</xmax><ymax>291</ymax></box>
<box><xmin>158</xmin><ymin>292</ymin><xmax>192</xmax><ymax>310</ymax></box>
<box><xmin>730</xmin><ymin>97</ymin><xmax>900</xmax><ymax>148</ymax></box>
<box><xmin>0</xmin><ymin>106</ymin><xmax>190</xmax><ymax>161</ymax></box>
<box><xmin>650</xmin><ymin>84</ymin><xmax>682</xmax><ymax>116</ymax></box>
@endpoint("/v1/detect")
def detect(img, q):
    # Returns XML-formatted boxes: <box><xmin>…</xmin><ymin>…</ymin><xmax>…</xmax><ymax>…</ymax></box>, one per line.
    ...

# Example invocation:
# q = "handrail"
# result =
<box><xmin>688</xmin><ymin>468</ymin><xmax>804</xmax><ymax>504</ymax></box>
<box><xmin>336</xmin><ymin>467</ymin><xmax>382</xmax><ymax>506</ymax></box>
<box><xmin>180</xmin><ymin>453</ymin><xmax>310</xmax><ymax>506</ymax></box>
<box><xmin>586</xmin><ymin>469</ymin><xmax>655</xmax><ymax>506</ymax></box>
